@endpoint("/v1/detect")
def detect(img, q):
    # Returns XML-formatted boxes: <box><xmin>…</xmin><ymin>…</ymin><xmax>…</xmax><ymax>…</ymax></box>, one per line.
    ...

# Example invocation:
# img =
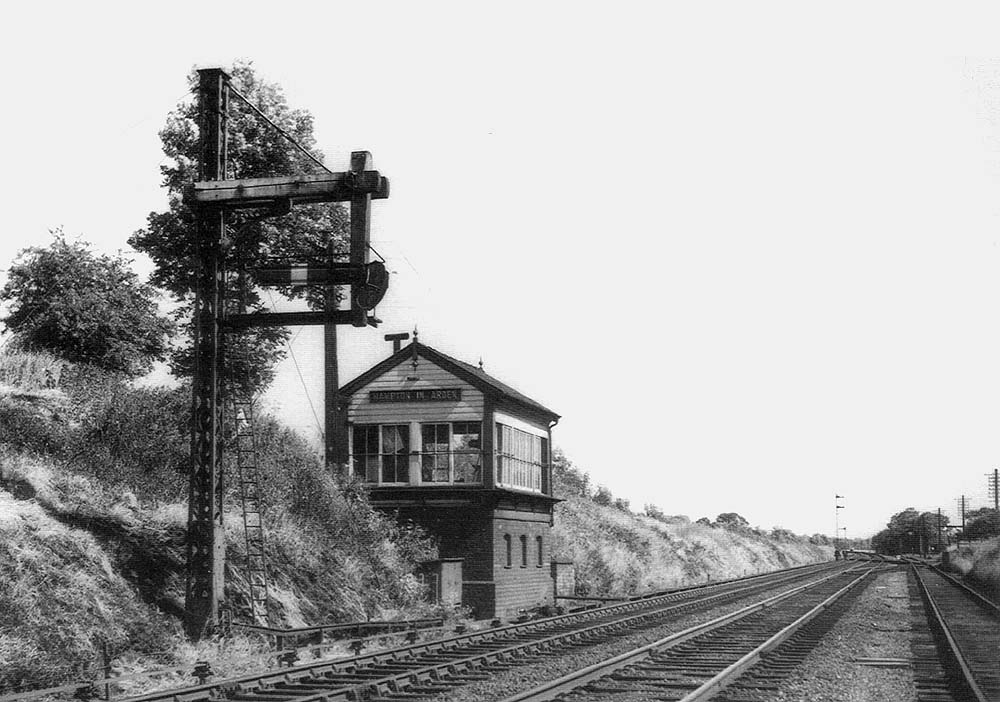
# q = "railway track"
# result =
<box><xmin>499</xmin><ymin>563</ymin><xmax>878</xmax><ymax>702</ymax></box>
<box><xmin>116</xmin><ymin>562</ymin><xmax>850</xmax><ymax>702</ymax></box>
<box><xmin>909</xmin><ymin>564</ymin><xmax>1000</xmax><ymax>701</ymax></box>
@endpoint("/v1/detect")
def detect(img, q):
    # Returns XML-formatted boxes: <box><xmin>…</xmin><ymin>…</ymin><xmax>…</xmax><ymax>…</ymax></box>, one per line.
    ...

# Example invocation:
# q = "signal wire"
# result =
<box><xmin>227</xmin><ymin>85</ymin><xmax>334</xmax><ymax>176</ymax></box>
<box><xmin>265</xmin><ymin>290</ymin><xmax>324</xmax><ymax>438</ymax></box>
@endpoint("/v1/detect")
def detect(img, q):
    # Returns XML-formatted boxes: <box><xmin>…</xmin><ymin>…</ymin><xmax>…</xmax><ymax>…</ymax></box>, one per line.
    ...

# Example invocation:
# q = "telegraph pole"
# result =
<box><xmin>185</xmin><ymin>67</ymin><xmax>229</xmax><ymax>639</ymax></box>
<box><xmin>936</xmin><ymin>507</ymin><xmax>943</xmax><ymax>551</ymax></box>
<box><xmin>834</xmin><ymin>494</ymin><xmax>844</xmax><ymax>558</ymax></box>
<box><xmin>990</xmin><ymin>469</ymin><xmax>999</xmax><ymax>512</ymax></box>
<box><xmin>958</xmin><ymin>494</ymin><xmax>966</xmax><ymax>546</ymax></box>
<box><xmin>920</xmin><ymin>513</ymin><xmax>927</xmax><ymax>557</ymax></box>
<box><xmin>324</xmin><ymin>239</ymin><xmax>341</xmax><ymax>473</ymax></box>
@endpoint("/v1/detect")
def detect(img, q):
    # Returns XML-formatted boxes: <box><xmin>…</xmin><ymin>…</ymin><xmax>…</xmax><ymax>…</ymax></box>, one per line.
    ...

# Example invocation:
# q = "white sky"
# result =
<box><xmin>4</xmin><ymin>1</ymin><xmax>1000</xmax><ymax>537</ymax></box>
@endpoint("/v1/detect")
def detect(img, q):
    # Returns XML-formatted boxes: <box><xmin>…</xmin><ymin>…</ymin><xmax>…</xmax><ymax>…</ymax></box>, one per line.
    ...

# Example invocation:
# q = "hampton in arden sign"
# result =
<box><xmin>369</xmin><ymin>389</ymin><xmax>462</xmax><ymax>403</ymax></box>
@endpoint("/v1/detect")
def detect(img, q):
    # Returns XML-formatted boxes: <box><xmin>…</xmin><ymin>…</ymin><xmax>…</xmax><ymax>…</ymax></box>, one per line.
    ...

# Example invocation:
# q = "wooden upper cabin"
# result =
<box><xmin>338</xmin><ymin>341</ymin><xmax>560</xmax><ymax>507</ymax></box>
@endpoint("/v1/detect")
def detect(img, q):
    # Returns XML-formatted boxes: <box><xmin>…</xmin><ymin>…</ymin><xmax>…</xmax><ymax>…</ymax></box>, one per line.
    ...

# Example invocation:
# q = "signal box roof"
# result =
<box><xmin>340</xmin><ymin>341</ymin><xmax>560</xmax><ymax>421</ymax></box>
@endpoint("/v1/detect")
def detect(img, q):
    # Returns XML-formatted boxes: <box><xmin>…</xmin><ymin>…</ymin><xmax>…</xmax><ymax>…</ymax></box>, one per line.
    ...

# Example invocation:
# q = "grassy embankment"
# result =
<box><xmin>0</xmin><ymin>350</ymin><xmax>436</xmax><ymax>692</ymax></box>
<box><xmin>554</xmin><ymin>498</ymin><xmax>830</xmax><ymax>596</ymax></box>
<box><xmin>0</xmin><ymin>349</ymin><xmax>832</xmax><ymax>692</ymax></box>
<box><xmin>550</xmin><ymin>458</ymin><xmax>831</xmax><ymax>596</ymax></box>
<box><xmin>945</xmin><ymin>537</ymin><xmax>1000</xmax><ymax>600</ymax></box>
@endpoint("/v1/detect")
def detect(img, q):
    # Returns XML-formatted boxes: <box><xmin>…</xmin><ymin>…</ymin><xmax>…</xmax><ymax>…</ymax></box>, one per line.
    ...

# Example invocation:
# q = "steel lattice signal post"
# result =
<box><xmin>184</xmin><ymin>68</ymin><xmax>390</xmax><ymax>639</ymax></box>
<box><xmin>186</xmin><ymin>68</ymin><xmax>229</xmax><ymax>639</ymax></box>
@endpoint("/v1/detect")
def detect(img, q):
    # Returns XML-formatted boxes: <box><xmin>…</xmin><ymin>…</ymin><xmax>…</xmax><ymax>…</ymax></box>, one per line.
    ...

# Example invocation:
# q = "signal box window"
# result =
<box><xmin>381</xmin><ymin>425</ymin><xmax>409</xmax><ymax>483</ymax></box>
<box><xmin>496</xmin><ymin>424</ymin><xmax>544</xmax><ymax>493</ymax></box>
<box><xmin>354</xmin><ymin>425</ymin><xmax>381</xmax><ymax>483</ymax></box>
<box><xmin>421</xmin><ymin>423</ymin><xmax>450</xmax><ymax>483</ymax></box>
<box><xmin>451</xmin><ymin>422</ymin><xmax>482</xmax><ymax>483</ymax></box>
<box><xmin>352</xmin><ymin>424</ymin><xmax>409</xmax><ymax>484</ymax></box>
<box><xmin>418</xmin><ymin>421</ymin><xmax>482</xmax><ymax>484</ymax></box>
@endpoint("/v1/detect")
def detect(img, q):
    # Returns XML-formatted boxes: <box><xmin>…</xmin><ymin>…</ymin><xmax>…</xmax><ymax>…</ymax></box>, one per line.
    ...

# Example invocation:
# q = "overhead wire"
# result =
<box><xmin>221</xmin><ymin>79</ymin><xmax>343</xmax><ymax>441</ymax></box>
<box><xmin>205</xmin><ymin>80</ymin><xmax>355</xmax><ymax>443</ymax></box>
<box><xmin>227</xmin><ymin>85</ymin><xmax>334</xmax><ymax>176</ymax></box>
<box><xmin>265</xmin><ymin>290</ymin><xmax>324</xmax><ymax>438</ymax></box>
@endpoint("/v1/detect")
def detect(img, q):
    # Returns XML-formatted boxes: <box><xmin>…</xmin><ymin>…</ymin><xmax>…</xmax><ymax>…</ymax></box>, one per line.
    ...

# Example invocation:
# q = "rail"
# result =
<box><xmin>231</xmin><ymin>616</ymin><xmax>445</xmax><ymax>644</ymax></box>
<box><xmin>2</xmin><ymin>561</ymin><xmax>842</xmax><ymax>702</ymax></box>
<box><xmin>499</xmin><ymin>564</ymin><xmax>874</xmax><ymax>702</ymax></box>
<box><xmin>911</xmin><ymin>564</ymin><xmax>992</xmax><ymax>702</ymax></box>
<box><xmin>111</xmin><ymin>561</ymin><xmax>849</xmax><ymax>702</ymax></box>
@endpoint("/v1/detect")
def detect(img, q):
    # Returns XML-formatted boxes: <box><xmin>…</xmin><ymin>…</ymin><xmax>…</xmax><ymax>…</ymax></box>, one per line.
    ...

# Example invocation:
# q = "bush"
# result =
<box><xmin>715</xmin><ymin>512</ymin><xmax>750</xmax><ymax>531</ymax></box>
<box><xmin>963</xmin><ymin>509</ymin><xmax>1000</xmax><ymax>541</ymax></box>
<box><xmin>0</xmin><ymin>348</ymin><xmax>67</xmax><ymax>390</ymax></box>
<box><xmin>552</xmin><ymin>448</ymin><xmax>590</xmax><ymax>498</ymax></box>
<box><xmin>0</xmin><ymin>231</ymin><xmax>172</xmax><ymax>377</ymax></box>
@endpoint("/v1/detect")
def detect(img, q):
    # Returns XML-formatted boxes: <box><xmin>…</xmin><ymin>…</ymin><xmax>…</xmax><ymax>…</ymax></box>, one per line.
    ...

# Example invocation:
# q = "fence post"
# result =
<box><xmin>102</xmin><ymin>641</ymin><xmax>113</xmax><ymax>701</ymax></box>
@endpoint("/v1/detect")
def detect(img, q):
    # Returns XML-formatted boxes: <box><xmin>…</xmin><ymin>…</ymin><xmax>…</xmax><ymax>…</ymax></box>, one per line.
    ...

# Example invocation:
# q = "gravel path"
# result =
<box><xmin>767</xmin><ymin>568</ymin><xmax>916</xmax><ymax>701</ymax></box>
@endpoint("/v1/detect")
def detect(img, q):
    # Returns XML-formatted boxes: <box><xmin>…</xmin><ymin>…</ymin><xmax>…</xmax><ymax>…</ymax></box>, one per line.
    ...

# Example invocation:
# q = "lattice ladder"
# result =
<box><xmin>231</xmin><ymin>397</ymin><xmax>270</xmax><ymax>625</ymax></box>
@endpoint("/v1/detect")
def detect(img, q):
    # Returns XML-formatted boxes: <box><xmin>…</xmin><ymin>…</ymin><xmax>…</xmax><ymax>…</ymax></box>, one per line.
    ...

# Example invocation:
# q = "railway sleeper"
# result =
<box><xmin>269</xmin><ymin>683</ymin><xmax>355</xmax><ymax>692</ymax></box>
<box><xmin>109</xmin><ymin>566</ymin><xmax>851</xmax><ymax>702</ymax></box>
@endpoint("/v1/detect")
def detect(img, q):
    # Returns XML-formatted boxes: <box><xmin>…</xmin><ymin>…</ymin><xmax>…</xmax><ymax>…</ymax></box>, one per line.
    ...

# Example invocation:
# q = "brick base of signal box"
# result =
<box><xmin>373</xmin><ymin>489</ymin><xmax>556</xmax><ymax>620</ymax></box>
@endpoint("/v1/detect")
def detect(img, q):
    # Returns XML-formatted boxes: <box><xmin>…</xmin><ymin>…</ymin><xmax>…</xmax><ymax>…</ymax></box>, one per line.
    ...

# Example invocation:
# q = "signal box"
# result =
<box><xmin>338</xmin><ymin>341</ymin><xmax>560</xmax><ymax>619</ymax></box>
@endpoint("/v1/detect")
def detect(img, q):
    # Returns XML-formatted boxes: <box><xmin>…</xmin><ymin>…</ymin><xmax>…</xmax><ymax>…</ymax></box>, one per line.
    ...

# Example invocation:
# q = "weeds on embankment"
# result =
<box><xmin>946</xmin><ymin>536</ymin><xmax>1000</xmax><ymax>599</ymax></box>
<box><xmin>0</xmin><ymin>355</ymin><xmax>438</xmax><ymax>692</ymax></box>
<box><xmin>0</xmin><ymin>352</ymin><xmax>832</xmax><ymax>692</ymax></box>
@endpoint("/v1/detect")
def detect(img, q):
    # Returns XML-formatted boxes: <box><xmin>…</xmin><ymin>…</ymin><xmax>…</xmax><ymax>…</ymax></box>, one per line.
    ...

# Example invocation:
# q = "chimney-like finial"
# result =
<box><xmin>384</xmin><ymin>332</ymin><xmax>409</xmax><ymax>354</ymax></box>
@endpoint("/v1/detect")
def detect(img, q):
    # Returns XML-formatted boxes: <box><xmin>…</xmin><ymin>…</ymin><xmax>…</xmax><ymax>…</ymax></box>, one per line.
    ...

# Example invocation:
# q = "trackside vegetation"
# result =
<box><xmin>0</xmin><ymin>352</ymin><xmax>832</xmax><ymax>691</ymax></box>
<box><xmin>1</xmin><ymin>60</ymin><xmax>833</xmax><ymax>693</ymax></box>
<box><xmin>550</xmin><ymin>451</ymin><xmax>831</xmax><ymax>595</ymax></box>
<box><xmin>0</xmin><ymin>351</ymin><xmax>436</xmax><ymax>690</ymax></box>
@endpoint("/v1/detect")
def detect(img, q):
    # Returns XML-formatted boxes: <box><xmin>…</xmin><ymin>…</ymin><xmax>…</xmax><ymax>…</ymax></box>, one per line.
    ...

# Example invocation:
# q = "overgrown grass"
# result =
<box><xmin>551</xmin><ymin>452</ymin><xmax>831</xmax><ymax>596</ymax></box>
<box><xmin>947</xmin><ymin>537</ymin><xmax>1000</xmax><ymax>600</ymax></box>
<box><xmin>0</xmin><ymin>347</ymin><xmax>66</xmax><ymax>390</ymax></box>
<box><xmin>0</xmin><ymin>487</ymin><xmax>181</xmax><ymax>688</ymax></box>
<box><xmin>0</xmin><ymin>353</ymin><xmax>438</xmax><ymax>691</ymax></box>
<box><xmin>0</xmin><ymin>352</ymin><xmax>831</xmax><ymax>690</ymax></box>
<box><xmin>552</xmin><ymin>498</ymin><xmax>830</xmax><ymax>596</ymax></box>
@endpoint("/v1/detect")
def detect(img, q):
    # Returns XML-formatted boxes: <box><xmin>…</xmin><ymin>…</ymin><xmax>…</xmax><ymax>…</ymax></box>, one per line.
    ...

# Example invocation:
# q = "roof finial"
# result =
<box><xmin>411</xmin><ymin>326</ymin><xmax>419</xmax><ymax>373</ymax></box>
<box><xmin>478</xmin><ymin>356</ymin><xmax>484</xmax><ymax>371</ymax></box>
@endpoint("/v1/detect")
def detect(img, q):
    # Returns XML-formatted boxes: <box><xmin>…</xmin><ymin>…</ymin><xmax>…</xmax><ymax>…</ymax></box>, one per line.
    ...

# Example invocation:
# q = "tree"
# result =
<box><xmin>552</xmin><ymin>448</ymin><xmax>591</xmax><ymax>498</ymax></box>
<box><xmin>962</xmin><ymin>508</ymin><xmax>1000</xmax><ymax>541</ymax></box>
<box><xmin>129</xmin><ymin>60</ymin><xmax>349</xmax><ymax>394</ymax></box>
<box><xmin>871</xmin><ymin>508</ymin><xmax>948</xmax><ymax>555</ymax></box>
<box><xmin>593</xmin><ymin>485</ymin><xmax>614</xmax><ymax>506</ymax></box>
<box><xmin>715</xmin><ymin>512</ymin><xmax>750</xmax><ymax>531</ymax></box>
<box><xmin>770</xmin><ymin>527</ymin><xmax>796</xmax><ymax>541</ymax></box>
<box><xmin>644</xmin><ymin>503</ymin><xmax>667</xmax><ymax>521</ymax></box>
<box><xmin>1</xmin><ymin>231</ymin><xmax>172</xmax><ymax>377</ymax></box>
